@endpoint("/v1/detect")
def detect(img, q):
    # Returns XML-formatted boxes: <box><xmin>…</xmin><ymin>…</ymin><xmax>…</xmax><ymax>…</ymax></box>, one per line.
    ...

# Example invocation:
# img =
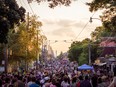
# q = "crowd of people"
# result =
<box><xmin>0</xmin><ymin>58</ymin><xmax>116</xmax><ymax>87</ymax></box>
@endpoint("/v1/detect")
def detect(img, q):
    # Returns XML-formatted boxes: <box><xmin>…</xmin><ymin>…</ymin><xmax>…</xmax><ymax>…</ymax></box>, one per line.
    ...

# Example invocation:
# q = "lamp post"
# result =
<box><xmin>89</xmin><ymin>17</ymin><xmax>101</xmax><ymax>65</ymax></box>
<box><xmin>89</xmin><ymin>17</ymin><xmax>101</xmax><ymax>23</ymax></box>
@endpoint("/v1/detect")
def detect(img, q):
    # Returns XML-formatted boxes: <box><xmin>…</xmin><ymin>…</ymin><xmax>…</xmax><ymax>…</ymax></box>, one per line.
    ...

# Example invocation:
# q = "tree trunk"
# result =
<box><xmin>3</xmin><ymin>44</ymin><xmax>8</xmax><ymax>73</ymax></box>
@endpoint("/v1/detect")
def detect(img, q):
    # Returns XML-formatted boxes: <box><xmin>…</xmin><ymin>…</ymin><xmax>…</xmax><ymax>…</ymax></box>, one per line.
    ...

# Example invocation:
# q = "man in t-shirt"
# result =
<box><xmin>29</xmin><ymin>77</ymin><xmax>39</xmax><ymax>87</ymax></box>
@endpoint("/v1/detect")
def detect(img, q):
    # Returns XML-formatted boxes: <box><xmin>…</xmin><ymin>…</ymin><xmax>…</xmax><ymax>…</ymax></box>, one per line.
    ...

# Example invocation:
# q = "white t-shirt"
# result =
<box><xmin>61</xmin><ymin>81</ymin><xmax>70</xmax><ymax>87</ymax></box>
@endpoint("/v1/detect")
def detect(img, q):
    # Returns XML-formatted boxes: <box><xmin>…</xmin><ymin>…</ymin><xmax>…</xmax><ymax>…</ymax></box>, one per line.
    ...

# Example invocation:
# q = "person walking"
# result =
<box><xmin>29</xmin><ymin>77</ymin><xmax>40</xmax><ymax>87</ymax></box>
<box><xmin>108</xmin><ymin>76</ymin><xmax>116</xmax><ymax>87</ymax></box>
<box><xmin>80</xmin><ymin>76</ymin><xmax>92</xmax><ymax>87</ymax></box>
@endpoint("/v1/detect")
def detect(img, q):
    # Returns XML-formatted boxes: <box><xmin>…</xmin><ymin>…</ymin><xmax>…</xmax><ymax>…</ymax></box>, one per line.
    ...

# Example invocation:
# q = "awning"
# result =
<box><xmin>78</xmin><ymin>64</ymin><xmax>93</xmax><ymax>70</ymax></box>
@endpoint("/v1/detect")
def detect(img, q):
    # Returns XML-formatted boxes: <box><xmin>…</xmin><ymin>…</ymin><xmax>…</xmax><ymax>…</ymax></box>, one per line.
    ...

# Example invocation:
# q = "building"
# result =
<box><xmin>99</xmin><ymin>37</ymin><xmax>116</xmax><ymax>57</ymax></box>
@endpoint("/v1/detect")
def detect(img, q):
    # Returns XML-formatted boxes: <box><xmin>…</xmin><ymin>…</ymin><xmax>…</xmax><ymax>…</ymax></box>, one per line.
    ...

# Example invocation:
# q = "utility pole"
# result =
<box><xmin>36</xmin><ymin>29</ymin><xmax>39</xmax><ymax>75</ymax></box>
<box><xmin>41</xmin><ymin>36</ymin><xmax>45</xmax><ymax>64</ymax></box>
<box><xmin>25</xmin><ymin>12</ymin><xmax>29</xmax><ymax>72</ymax></box>
<box><xmin>27</xmin><ymin>12</ymin><xmax>29</xmax><ymax>29</ymax></box>
<box><xmin>56</xmin><ymin>50</ymin><xmax>57</xmax><ymax>58</ymax></box>
<box><xmin>88</xmin><ymin>43</ymin><xmax>91</xmax><ymax>65</ymax></box>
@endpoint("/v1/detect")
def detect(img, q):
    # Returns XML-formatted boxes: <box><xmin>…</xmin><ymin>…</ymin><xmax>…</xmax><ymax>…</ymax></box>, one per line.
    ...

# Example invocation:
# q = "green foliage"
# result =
<box><xmin>68</xmin><ymin>45</ymin><xmax>82</xmax><ymax>61</ymax></box>
<box><xmin>8</xmin><ymin>15</ymin><xmax>43</xmax><ymax>65</ymax></box>
<box><xmin>103</xmin><ymin>16</ymin><xmax>116</xmax><ymax>34</ymax></box>
<box><xmin>86</xmin><ymin>0</ymin><xmax>116</xmax><ymax>12</ymax></box>
<box><xmin>87</xmin><ymin>0</ymin><xmax>116</xmax><ymax>33</ymax></box>
<box><xmin>81</xmin><ymin>38</ymin><xmax>91</xmax><ymax>44</ymax></box>
<box><xmin>68</xmin><ymin>38</ymin><xmax>100</xmax><ymax>65</ymax></box>
<box><xmin>68</xmin><ymin>39</ymin><xmax>88</xmax><ymax>63</ymax></box>
<box><xmin>90</xmin><ymin>43</ymin><xmax>100</xmax><ymax>62</ymax></box>
<box><xmin>78</xmin><ymin>52</ymin><xmax>88</xmax><ymax>65</ymax></box>
<box><xmin>0</xmin><ymin>0</ymin><xmax>25</xmax><ymax>43</ymax></box>
<box><xmin>68</xmin><ymin>41</ymin><xmax>83</xmax><ymax>61</ymax></box>
<box><xmin>27</xmin><ymin>0</ymin><xmax>73</xmax><ymax>8</ymax></box>
<box><xmin>91</xmin><ymin>26</ymin><xmax>104</xmax><ymax>41</ymax></box>
<box><xmin>90</xmin><ymin>24</ymin><xmax>116</xmax><ymax>42</ymax></box>
<box><xmin>78</xmin><ymin>43</ymin><xmax>88</xmax><ymax>65</ymax></box>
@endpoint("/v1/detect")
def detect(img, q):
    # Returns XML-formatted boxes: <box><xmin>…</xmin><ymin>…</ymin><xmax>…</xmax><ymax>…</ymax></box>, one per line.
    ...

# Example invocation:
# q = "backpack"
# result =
<box><xmin>76</xmin><ymin>81</ymin><xmax>80</xmax><ymax>87</ymax></box>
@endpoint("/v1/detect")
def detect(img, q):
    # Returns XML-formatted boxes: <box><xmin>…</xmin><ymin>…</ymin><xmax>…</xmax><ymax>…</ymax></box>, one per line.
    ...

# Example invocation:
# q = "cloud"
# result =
<box><xmin>42</xmin><ymin>18</ymin><xmax>85</xmax><ymax>28</ymax></box>
<box><xmin>52</xmin><ymin>27</ymin><xmax>75</xmax><ymax>38</ymax></box>
<box><xmin>41</xmin><ymin>18</ymin><xmax>90</xmax><ymax>39</ymax></box>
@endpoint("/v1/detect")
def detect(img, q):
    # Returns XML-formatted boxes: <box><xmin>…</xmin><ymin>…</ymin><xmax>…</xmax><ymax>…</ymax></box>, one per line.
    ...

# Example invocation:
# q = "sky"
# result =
<box><xmin>17</xmin><ymin>0</ymin><xmax>103</xmax><ymax>55</ymax></box>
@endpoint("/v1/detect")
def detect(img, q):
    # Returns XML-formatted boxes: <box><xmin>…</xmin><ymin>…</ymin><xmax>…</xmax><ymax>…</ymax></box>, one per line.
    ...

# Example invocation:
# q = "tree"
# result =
<box><xmin>68</xmin><ymin>41</ymin><xmax>82</xmax><ymax>61</ymax></box>
<box><xmin>90</xmin><ymin>42</ymin><xmax>100</xmax><ymax>63</ymax></box>
<box><xmin>0</xmin><ymin>0</ymin><xmax>26</xmax><ymax>73</ymax></box>
<box><xmin>28</xmin><ymin>0</ymin><xmax>72</xmax><ymax>8</ymax></box>
<box><xmin>90</xmin><ymin>25</ymin><xmax>116</xmax><ymax>42</ymax></box>
<box><xmin>78</xmin><ymin>52</ymin><xmax>88</xmax><ymax>65</ymax></box>
<box><xmin>68</xmin><ymin>38</ymin><xmax>100</xmax><ymax>65</ymax></box>
<box><xmin>68</xmin><ymin>40</ymin><xmax>89</xmax><ymax>65</ymax></box>
<box><xmin>86</xmin><ymin>0</ymin><xmax>116</xmax><ymax>12</ymax></box>
<box><xmin>8</xmin><ymin>15</ymin><xmax>43</xmax><ymax>71</ymax></box>
<box><xmin>86</xmin><ymin>0</ymin><xmax>116</xmax><ymax>19</ymax></box>
<box><xmin>0</xmin><ymin>0</ymin><xmax>25</xmax><ymax>43</ymax></box>
<box><xmin>87</xmin><ymin>0</ymin><xmax>116</xmax><ymax>32</ymax></box>
<box><xmin>90</xmin><ymin>26</ymin><xmax>105</xmax><ymax>41</ymax></box>
<box><xmin>103</xmin><ymin>16</ymin><xmax>116</xmax><ymax>34</ymax></box>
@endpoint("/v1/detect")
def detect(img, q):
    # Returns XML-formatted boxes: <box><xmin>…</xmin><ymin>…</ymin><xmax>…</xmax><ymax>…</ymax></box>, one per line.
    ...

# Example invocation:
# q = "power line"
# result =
<box><xmin>88</xmin><ymin>17</ymin><xmax>115</xmax><ymax>58</ymax></box>
<box><xmin>27</xmin><ymin>4</ymin><xmax>47</xmax><ymax>37</ymax></box>
<box><xmin>88</xmin><ymin>14</ymin><xmax>115</xmax><ymax>58</ymax></box>
<box><xmin>74</xmin><ymin>22</ymin><xmax>89</xmax><ymax>41</ymax></box>
<box><xmin>20</xmin><ymin>0</ymin><xmax>47</xmax><ymax>43</ymax></box>
<box><xmin>26</xmin><ymin>2</ymin><xmax>47</xmax><ymax>38</ymax></box>
<box><xmin>28</xmin><ymin>3</ymin><xmax>35</xmax><ymax>15</ymax></box>
<box><xmin>74</xmin><ymin>12</ymin><xmax>96</xmax><ymax>41</ymax></box>
<box><xmin>18</xmin><ymin>0</ymin><xmax>23</xmax><ymax>7</ymax></box>
<box><xmin>21</xmin><ymin>0</ymin><xmax>32</xmax><ymax>13</ymax></box>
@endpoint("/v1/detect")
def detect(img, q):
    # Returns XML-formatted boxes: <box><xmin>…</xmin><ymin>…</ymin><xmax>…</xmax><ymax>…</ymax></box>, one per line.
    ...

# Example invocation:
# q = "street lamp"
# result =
<box><xmin>89</xmin><ymin>17</ymin><xmax>101</xmax><ymax>65</ymax></box>
<box><xmin>89</xmin><ymin>17</ymin><xmax>101</xmax><ymax>23</ymax></box>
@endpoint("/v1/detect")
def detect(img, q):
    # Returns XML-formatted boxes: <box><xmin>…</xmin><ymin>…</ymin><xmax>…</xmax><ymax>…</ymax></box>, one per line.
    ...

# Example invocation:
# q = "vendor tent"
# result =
<box><xmin>78</xmin><ymin>64</ymin><xmax>93</xmax><ymax>70</ymax></box>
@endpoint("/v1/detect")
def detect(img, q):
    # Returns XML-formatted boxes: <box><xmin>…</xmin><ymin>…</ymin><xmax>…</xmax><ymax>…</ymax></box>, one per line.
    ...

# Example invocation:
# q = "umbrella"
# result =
<box><xmin>78</xmin><ymin>64</ymin><xmax>93</xmax><ymax>70</ymax></box>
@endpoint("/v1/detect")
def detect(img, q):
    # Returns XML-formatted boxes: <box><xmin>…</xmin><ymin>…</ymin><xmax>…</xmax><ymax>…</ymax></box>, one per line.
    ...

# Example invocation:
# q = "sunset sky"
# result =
<box><xmin>17</xmin><ymin>0</ymin><xmax>103</xmax><ymax>55</ymax></box>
